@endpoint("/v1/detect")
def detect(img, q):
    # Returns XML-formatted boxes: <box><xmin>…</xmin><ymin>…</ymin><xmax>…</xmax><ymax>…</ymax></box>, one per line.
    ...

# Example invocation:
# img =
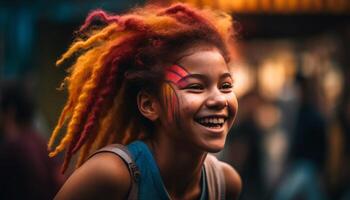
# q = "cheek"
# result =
<box><xmin>178</xmin><ymin>93</ymin><xmax>202</xmax><ymax>110</ymax></box>
<box><xmin>176</xmin><ymin>94</ymin><xmax>204</xmax><ymax>124</ymax></box>
<box><xmin>226</xmin><ymin>93</ymin><xmax>238</xmax><ymax>119</ymax></box>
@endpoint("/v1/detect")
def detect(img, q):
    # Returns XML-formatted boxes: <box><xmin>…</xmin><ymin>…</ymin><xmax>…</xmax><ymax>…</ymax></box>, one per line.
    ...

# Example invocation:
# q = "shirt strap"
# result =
<box><xmin>204</xmin><ymin>154</ymin><xmax>226</xmax><ymax>200</ymax></box>
<box><xmin>88</xmin><ymin>144</ymin><xmax>140</xmax><ymax>200</ymax></box>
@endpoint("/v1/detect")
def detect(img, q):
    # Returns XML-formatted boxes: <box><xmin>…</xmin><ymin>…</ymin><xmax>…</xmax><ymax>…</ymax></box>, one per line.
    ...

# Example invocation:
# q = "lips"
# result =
<box><xmin>194</xmin><ymin>115</ymin><xmax>228</xmax><ymax>129</ymax></box>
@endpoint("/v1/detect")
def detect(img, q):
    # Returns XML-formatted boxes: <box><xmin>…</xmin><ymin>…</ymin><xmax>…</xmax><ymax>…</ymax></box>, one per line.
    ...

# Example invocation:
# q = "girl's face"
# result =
<box><xmin>160</xmin><ymin>47</ymin><xmax>238</xmax><ymax>153</ymax></box>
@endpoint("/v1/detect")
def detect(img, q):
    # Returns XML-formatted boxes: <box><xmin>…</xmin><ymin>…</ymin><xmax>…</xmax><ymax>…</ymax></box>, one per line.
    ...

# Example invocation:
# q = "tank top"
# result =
<box><xmin>127</xmin><ymin>140</ymin><xmax>208</xmax><ymax>200</ymax></box>
<box><xmin>89</xmin><ymin>140</ymin><xmax>226</xmax><ymax>200</ymax></box>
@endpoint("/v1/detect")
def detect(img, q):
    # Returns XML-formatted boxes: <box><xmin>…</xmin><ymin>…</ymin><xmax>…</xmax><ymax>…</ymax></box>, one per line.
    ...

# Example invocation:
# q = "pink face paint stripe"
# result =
<box><xmin>165</xmin><ymin>71</ymin><xmax>182</xmax><ymax>83</ymax></box>
<box><xmin>166</xmin><ymin>64</ymin><xmax>188</xmax><ymax>77</ymax></box>
<box><xmin>165</xmin><ymin>64</ymin><xmax>190</xmax><ymax>87</ymax></box>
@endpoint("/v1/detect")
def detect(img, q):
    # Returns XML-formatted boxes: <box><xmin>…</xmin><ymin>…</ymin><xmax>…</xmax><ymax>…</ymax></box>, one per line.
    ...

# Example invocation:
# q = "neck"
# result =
<box><xmin>145</xmin><ymin>134</ymin><xmax>207</xmax><ymax>199</ymax></box>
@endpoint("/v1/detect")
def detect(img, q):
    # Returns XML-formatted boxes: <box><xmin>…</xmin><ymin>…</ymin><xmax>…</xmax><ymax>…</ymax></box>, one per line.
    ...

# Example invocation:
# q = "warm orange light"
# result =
<box><xmin>258</xmin><ymin>59</ymin><xmax>286</xmax><ymax>100</ymax></box>
<box><xmin>171</xmin><ymin>0</ymin><xmax>350</xmax><ymax>13</ymax></box>
<box><xmin>231</xmin><ymin>63</ymin><xmax>255</xmax><ymax>98</ymax></box>
<box><xmin>229</xmin><ymin>0</ymin><xmax>245</xmax><ymax>12</ymax></box>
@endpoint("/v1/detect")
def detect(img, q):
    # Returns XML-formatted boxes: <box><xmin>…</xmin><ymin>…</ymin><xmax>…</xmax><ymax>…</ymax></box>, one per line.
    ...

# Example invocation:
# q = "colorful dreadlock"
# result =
<box><xmin>48</xmin><ymin>3</ymin><xmax>235</xmax><ymax>173</ymax></box>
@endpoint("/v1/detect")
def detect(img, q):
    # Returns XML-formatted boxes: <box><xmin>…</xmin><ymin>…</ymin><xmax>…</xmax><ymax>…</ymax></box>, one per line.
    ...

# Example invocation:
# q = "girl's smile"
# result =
<box><xmin>161</xmin><ymin>47</ymin><xmax>238</xmax><ymax>152</ymax></box>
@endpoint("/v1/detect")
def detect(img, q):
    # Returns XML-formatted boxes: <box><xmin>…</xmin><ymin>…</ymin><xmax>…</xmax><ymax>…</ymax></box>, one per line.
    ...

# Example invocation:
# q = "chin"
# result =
<box><xmin>203</xmin><ymin>140</ymin><xmax>226</xmax><ymax>153</ymax></box>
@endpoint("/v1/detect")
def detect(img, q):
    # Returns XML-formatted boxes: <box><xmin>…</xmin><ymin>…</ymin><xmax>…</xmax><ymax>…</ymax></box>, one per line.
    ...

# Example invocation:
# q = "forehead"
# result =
<box><xmin>176</xmin><ymin>48</ymin><xmax>229</xmax><ymax>74</ymax></box>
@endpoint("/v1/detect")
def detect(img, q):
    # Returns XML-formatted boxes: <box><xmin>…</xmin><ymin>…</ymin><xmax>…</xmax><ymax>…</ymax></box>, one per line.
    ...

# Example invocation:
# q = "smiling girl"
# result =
<box><xmin>49</xmin><ymin>3</ymin><xmax>241</xmax><ymax>200</ymax></box>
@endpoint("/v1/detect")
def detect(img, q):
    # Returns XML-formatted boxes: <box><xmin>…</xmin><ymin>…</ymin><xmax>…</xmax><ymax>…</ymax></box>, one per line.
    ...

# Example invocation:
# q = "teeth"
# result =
<box><xmin>197</xmin><ymin>117</ymin><xmax>226</xmax><ymax>127</ymax></box>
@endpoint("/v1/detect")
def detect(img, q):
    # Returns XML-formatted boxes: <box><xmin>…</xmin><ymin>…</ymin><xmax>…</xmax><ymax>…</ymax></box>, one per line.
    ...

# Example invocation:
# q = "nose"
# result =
<box><xmin>205</xmin><ymin>88</ymin><xmax>227</xmax><ymax>110</ymax></box>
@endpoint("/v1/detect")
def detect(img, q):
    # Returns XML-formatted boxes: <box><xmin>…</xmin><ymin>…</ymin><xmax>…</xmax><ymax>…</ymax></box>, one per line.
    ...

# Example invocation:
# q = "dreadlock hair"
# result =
<box><xmin>48</xmin><ymin>3</ymin><xmax>236</xmax><ymax>173</ymax></box>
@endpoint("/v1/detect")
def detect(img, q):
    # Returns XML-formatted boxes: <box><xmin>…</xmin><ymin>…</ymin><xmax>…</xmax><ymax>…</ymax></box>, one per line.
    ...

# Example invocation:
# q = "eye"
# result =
<box><xmin>186</xmin><ymin>83</ymin><xmax>204</xmax><ymax>90</ymax></box>
<box><xmin>220</xmin><ymin>82</ymin><xmax>233</xmax><ymax>90</ymax></box>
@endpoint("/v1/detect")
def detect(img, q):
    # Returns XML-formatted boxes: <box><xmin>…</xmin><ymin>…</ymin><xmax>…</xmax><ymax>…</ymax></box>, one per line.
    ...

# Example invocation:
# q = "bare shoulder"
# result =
<box><xmin>54</xmin><ymin>152</ymin><xmax>131</xmax><ymax>200</ymax></box>
<box><xmin>220</xmin><ymin>161</ymin><xmax>242</xmax><ymax>200</ymax></box>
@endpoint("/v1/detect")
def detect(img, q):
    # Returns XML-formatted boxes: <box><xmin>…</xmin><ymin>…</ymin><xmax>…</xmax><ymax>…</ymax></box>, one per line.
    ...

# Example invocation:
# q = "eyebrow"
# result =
<box><xmin>220</xmin><ymin>73</ymin><xmax>233</xmax><ymax>80</ymax></box>
<box><xmin>177</xmin><ymin>72</ymin><xmax>232</xmax><ymax>84</ymax></box>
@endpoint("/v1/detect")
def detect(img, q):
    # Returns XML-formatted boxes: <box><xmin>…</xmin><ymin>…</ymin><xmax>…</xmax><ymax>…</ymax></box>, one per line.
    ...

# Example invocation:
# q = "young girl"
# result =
<box><xmin>49</xmin><ymin>3</ymin><xmax>241</xmax><ymax>200</ymax></box>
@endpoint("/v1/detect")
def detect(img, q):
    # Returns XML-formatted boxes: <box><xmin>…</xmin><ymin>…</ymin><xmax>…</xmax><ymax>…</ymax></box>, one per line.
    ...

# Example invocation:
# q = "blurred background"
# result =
<box><xmin>0</xmin><ymin>0</ymin><xmax>349</xmax><ymax>199</ymax></box>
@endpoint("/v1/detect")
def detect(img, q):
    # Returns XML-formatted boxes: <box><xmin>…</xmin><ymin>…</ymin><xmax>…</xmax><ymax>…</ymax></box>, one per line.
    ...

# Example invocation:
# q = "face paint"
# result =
<box><xmin>161</xmin><ymin>83</ymin><xmax>178</xmax><ymax>122</ymax></box>
<box><xmin>162</xmin><ymin>64</ymin><xmax>190</xmax><ymax>123</ymax></box>
<box><xmin>165</xmin><ymin>64</ymin><xmax>190</xmax><ymax>88</ymax></box>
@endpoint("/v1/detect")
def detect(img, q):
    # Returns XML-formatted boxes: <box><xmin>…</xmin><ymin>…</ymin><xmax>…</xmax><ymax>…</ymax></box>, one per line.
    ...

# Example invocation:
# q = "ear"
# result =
<box><xmin>137</xmin><ymin>90</ymin><xmax>160</xmax><ymax>121</ymax></box>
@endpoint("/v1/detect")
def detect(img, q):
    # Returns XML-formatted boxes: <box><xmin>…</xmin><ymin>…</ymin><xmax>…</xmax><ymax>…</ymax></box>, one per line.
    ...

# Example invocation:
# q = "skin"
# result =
<box><xmin>54</xmin><ymin>45</ymin><xmax>241</xmax><ymax>200</ymax></box>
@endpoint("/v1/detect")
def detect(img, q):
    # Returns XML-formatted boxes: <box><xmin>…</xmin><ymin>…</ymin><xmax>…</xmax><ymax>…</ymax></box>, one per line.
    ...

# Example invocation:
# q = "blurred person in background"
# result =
<box><xmin>337</xmin><ymin>77</ymin><xmax>350</xmax><ymax>200</ymax></box>
<box><xmin>273</xmin><ymin>73</ymin><xmax>328</xmax><ymax>200</ymax></box>
<box><xmin>0</xmin><ymin>81</ymin><xmax>63</xmax><ymax>200</ymax></box>
<box><xmin>336</xmin><ymin>30</ymin><xmax>350</xmax><ymax>200</ymax></box>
